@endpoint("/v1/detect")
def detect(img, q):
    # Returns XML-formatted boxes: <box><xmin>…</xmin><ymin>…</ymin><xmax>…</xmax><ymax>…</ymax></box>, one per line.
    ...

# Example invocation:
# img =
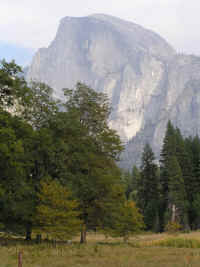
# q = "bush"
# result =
<box><xmin>164</xmin><ymin>221</ymin><xmax>181</xmax><ymax>234</ymax></box>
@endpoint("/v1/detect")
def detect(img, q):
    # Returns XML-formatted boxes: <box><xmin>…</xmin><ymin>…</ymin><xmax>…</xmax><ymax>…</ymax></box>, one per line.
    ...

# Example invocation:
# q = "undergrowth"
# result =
<box><xmin>148</xmin><ymin>238</ymin><xmax>200</xmax><ymax>248</ymax></box>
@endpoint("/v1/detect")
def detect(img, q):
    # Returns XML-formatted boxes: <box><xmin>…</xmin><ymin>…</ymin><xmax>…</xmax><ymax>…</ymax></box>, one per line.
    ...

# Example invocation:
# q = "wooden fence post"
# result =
<box><xmin>18</xmin><ymin>251</ymin><xmax>23</xmax><ymax>267</ymax></box>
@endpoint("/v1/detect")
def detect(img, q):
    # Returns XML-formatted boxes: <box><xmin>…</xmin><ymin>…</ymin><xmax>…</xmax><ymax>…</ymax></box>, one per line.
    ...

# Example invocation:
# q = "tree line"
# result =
<box><xmin>0</xmin><ymin>60</ymin><xmax>143</xmax><ymax>243</ymax></box>
<box><xmin>2</xmin><ymin>59</ymin><xmax>199</xmax><ymax>242</ymax></box>
<box><xmin>125</xmin><ymin>121</ymin><xmax>200</xmax><ymax>232</ymax></box>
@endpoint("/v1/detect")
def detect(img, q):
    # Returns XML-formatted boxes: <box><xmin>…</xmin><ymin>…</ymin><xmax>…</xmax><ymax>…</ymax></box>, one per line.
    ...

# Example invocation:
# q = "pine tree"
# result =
<box><xmin>189</xmin><ymin>136</ymin><xmax>200</xmax><ymax>194</ymax></box>
<box><xmin>121</xmin><ymin>170</ymin><xmax>135</xmax><ymax>200</ymax></box>
<box><xmin>175</xmin><ymin>128</ymin><xmax>193</xmax><ymax>199</ymax></box>
<box><xmin>138</xmin><ymin>143</ymin><xmax>160</xmax><ymax>231</ymax></box>
<box><xmin>192</xmin><ymin>193</ymin><xmax>200</xmax><ymax>229</ymax></box>
<box><xmin>160</xmin><ymin>121</ymin><xmax>175</xmax><ymax>230</ymax></box>
<box><xmin>105</xmin><ymin>200</ymin><xmax>144</xmax><ymax>242</ymax></box>
<box><xmin>160</xmin><ymin>122</ymin><xmax>189</xmax><ymax>229</ymax></box>
<box><xmin>174</xmin><ymin>130</ymin><xmax>194</xmax><ymax>229</ymax></box>
<box><xmin>129</xmin><ymin>166</ymin><xmax>141</xmax><ymax>202</ymax></box>
<box><xmin>160</xmin><ymin>121</ymin><xmax>176</xmax><ymax>201</ymax></box>
<box><xmin>164</xmin><ymin>156</ymin><xmax>188</xmax><ymax>228</ymax></box>
<box><xmin>185</xmin><ymin>136</ymin><xmax>200</xmax><ymax>228</ymax></box>
<box><xmin>36</xmin><ymin>179</ymin><xmax>81</xmax><ymax>240</ymax></box>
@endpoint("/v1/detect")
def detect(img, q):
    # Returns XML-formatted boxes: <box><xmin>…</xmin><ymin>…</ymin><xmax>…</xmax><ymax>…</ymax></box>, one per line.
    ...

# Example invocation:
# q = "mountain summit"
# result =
<box><xmin>27</xmin><ymin>14</ymin><xmax>200</xmax><ymax>168</ymax></box>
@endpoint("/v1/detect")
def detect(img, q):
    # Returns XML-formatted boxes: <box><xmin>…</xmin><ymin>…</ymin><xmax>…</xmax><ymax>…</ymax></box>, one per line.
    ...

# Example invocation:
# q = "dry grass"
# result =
<box><xmin>1</xmin><ymin>232</ymin><xmax>200</xmax><ymax>266</ymax></box>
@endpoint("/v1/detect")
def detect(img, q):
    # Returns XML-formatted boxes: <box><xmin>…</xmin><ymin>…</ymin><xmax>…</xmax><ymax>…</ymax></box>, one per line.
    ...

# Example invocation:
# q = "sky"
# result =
<box><xmin>0</xmin><ymin>0</ymin><xmax>200</xmax><ymax>66</ymax></box>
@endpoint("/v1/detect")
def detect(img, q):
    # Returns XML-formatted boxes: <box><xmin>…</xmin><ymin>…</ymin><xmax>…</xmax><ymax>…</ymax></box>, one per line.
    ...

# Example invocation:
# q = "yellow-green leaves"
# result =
<box><xmin>36</xmin><ymin>179</ymin><xmax>81</xmax><ymax>240</ymax></box>
<box><xmin>105</xmin><ymin>200</ymin><xmax>144</xmax><ymax>242</ymax></box>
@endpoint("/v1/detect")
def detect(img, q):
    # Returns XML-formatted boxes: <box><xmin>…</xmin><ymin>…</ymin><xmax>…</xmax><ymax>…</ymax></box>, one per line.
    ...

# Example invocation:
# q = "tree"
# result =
<box><xmin>62</xmin><ymin>83</ymin><xmax>124</xmax><ymax>243</ymax></box>
<box><xmin>0</xmin><ymin>59</ymin><xmax>29</xmax><ymax>110</ymax></box>
<box><xmin>184</xmin><ymin>135</ymin><xmax>200</xmax><ymax>228</ymax></box>
<box><xmin>63</xmin><ymin>82</ymin><xmax>110</xmax><ymax>135</ymax></box>
<box><xmin>160</xmin><ymin>121</ymin><xmax>177</xmax><ymax>230</ymax></box>
<box><xmin>160</xmin><ymin>122</ymin><xmax>189</xmax><ymax>230</ymax></box>
<box><xmin>120</xmin><ymin>170</ymin><xmax>134</xmax><ymax>199</ymax></box>
<box><xmin>23</xmin><ymin>82</ymin><xmax>60</xmax><ymax>129</ymax></box>
<box><xmin>0</xmin><ymin>110</ymin><xmax>36</xmax><ymax>237</ymax></box>
<box><xmin>36</xmin><ymin>179</ymin><xmax>81</xmax><ymax>240</ymax></box>
<box><xmin>63</xmin><ymin>82</ymin><xmax>123</xmax><ymax>160</ymax></box>
<box><xmin>138</xmin><ymin>143</ymin><xmax>160</xmax><ymax>231</ymax></box>
<box><xmin>104</xmin><ymin>200</ymin><xmax>144</xmax><ymax>242</ymax></box>
<box><xmin>0</xmin><ymin>70</ymin><xmax>67</xmax><ymax>239</ymax></box>
<box><xmin>191</xmin><ymin>193</ymin><xmax>200</xmax><ymax>229</ymax></box>
<box><xmin>128</xmin><ymin>166</ymin><xmax>141</xmax><ymax>202</ymax></box>
<box><xmin>164</xmin><ymin>156</ymin><xmax>188</xmax><ymax>228</ymax></box>
<box><xmin>160</xmin><ymin>121</ymin><xmax>176</xmax><ymax>201</ymax></box>
<box><xmin>174</xmin><ymin>129</ymin><xmax>194</xmax><ymax>228</ymax></box>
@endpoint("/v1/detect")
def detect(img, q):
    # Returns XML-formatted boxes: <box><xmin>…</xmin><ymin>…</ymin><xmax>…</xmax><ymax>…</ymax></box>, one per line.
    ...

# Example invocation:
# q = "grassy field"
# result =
<box><xmin>1</xmin><ymin>232</ymin><xmax>200</xmax><ymax>266</ymax></box>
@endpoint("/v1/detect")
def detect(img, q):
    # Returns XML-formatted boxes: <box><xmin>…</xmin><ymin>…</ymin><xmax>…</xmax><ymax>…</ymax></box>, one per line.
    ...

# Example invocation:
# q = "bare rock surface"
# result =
<box><xmin>27</xmin><ymin>14</ymin><xmax>200</xmax><ymax>169</ymax></box>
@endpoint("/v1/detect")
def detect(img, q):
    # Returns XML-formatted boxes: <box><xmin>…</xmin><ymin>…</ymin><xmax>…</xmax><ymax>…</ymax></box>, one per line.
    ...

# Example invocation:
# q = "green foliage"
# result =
<box><xmin>191</xmin><ymin>193</ymin><xmax>200</xmax><ymax>229</ymax></box>
<box><xmin>160</xmin><ymin>121</ymin><xmax>176</xmax><ymax>198</ymax></box>
<box><xmin>62</xmin><ymin>82</ymin><xmax>124</xmax><ymax>242</ymax></box>
<box><xmin>165</xmin><ymin>156</ymin><xmax>188</xmax><ymax>226</ymax></box>
<box><xmin>3</xmin><ymin>59</ymin><xmax>200</xmax><ymax>243</ymax></box>
<box><xmin>0</xmin><ymin>62</ymin><xmax>130</xmax><ymax>242</ymax></box>
<box><xmin>127</xmin><ymin>166</ymin><xmax>141</xmax><ymax>202</ymax></box>
<box><xmin>104</xmin><ymin>201</ymin><xmax>144</xmax><ymax>242</ymax></box>
<box><xmin>143</xmin><ymin>199</ymin><xmax>160</xmax><ymax>232</ymax></box>
<box><xmin>120</xmin><ymin>170</ymin><xmax>134</xmax><ymax>199</ymax></box>
<box><xmin>63</xmin><ymin>82</ymin><xmax>111</xmax><ymax>138</ymax></box>
<box><xmin>0</xmin><ymin>110</ymin><xmax>36</xmax><ymax>235</ymax></box>
<box><xmin>164</xmin><ymin>221</ymin><xmax>182</xmax><ymax>234</ymax></box>
<box><xmin>0</xmin><ymin>62</ymin><xmax>143</xmax><ymax>242</ymax></box>
<box><xmin>0</xmin><ymin>59</ymin><xmax>29</xmax><ymax>110</ymax></box>
<box><xmin>63</xmin><ymin>82</ymin><xmax>123</xmax><ymax>159</ymax></box>
<box><xmin>23</xmin><ymin>81</ymin><xmax>60</xmax><ymax>129</ymax></box>
<box><xmin>36</xmin><ymin>179</ymin><xmax>81</xmax><ymax>240</ymax></box>
<box><xmin>160</xmin><ymin>121</ymin><xmax>189</xmax><ymax>230</ymax></box>
<box><xmin>138</xmin><ymin>143</ymin><xmax>160</xmax><ymax>231</ymax></box>
<box><xmin>131</xmin><ymin>166</ymin><xmax>141</xmax><ymax>188</ymax></box>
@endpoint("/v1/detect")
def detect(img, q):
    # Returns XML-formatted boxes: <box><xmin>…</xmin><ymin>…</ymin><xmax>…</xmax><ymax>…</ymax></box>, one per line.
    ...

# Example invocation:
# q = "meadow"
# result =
<box><xmin>1</xmin><ymin>232</ymin><xmax>200</xmax><ymax>267</ymax></box>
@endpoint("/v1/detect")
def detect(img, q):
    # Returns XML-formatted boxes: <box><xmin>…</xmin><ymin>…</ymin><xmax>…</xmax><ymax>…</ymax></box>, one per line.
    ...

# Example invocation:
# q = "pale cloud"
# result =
<box><xmin>0</xmin><ymin>0</ymin><xmax>200</xmax><ymax>55</ymax></box>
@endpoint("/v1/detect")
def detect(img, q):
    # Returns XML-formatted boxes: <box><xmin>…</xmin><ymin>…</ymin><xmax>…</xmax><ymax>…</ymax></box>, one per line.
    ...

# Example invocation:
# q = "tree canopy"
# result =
<box><xmin>0</xmin><ymin>61</ymin><xmax>144</xmax><ymax>243</ymax></box>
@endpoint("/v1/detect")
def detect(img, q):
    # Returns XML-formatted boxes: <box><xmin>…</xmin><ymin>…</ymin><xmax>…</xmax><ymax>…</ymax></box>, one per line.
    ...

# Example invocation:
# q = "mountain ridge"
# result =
<box><xmin>27</xmin><ymin>14</ymin><xmax>200</xmax><ymax>169</ymax></box>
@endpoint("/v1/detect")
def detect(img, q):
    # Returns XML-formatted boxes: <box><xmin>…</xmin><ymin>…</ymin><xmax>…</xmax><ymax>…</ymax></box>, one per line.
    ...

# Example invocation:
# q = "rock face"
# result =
<box><xmin>27</xmin><ymin>14</ymin><xmax>200</xmax><ymax>169</ymax></box>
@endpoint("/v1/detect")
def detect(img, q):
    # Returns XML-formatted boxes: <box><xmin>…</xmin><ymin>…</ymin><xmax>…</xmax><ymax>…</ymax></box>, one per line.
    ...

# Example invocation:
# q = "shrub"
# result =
<box><xmin>164</xmin><ymin>221</ymin><xmax>181</xmax><ymax>234</ymax></box>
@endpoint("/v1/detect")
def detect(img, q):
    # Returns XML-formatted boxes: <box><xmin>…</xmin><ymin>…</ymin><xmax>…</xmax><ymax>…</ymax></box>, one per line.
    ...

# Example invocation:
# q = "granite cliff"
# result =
<box><xmin>27</xmin><ymin>14</ymin><xmax>200</xmax><ymax>169</ymax></box>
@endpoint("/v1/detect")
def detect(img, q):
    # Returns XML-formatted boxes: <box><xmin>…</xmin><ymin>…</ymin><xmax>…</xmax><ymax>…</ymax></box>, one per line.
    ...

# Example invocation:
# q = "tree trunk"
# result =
<box><xmin>171</xmin><ymin>204</ymin><xmax>176</xmax><ymax>222</ymax></box>
<box><xmin>153</xmin><ymin>211</ymin><xmax>160</xmax><ymax>233</ymax></box>
<box><xmin>25</xmin><ymin>224</ymin><xmax>32</xmax><ymax>241</ymax></box>
<box><xmin>80</xmin><ymin>225</ymin><xmax>87</xmax><ymax>244</ymax></box>
<box><xmin>36</xmin><ymin>234</ymin><xmax>42</xmax><ymax>244</ymax></box>
<box><xmin>123</xmin><ymin>235</ymin><xmax>129</xmax><ymax>243</ymax></box>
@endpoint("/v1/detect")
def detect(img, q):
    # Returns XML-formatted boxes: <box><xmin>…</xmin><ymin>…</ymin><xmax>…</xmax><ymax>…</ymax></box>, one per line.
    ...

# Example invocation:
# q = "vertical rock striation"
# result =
<box><xmin>27</xmin><ymin>14</ymin><xmax>200</xmax><ymax>169</ymax></box>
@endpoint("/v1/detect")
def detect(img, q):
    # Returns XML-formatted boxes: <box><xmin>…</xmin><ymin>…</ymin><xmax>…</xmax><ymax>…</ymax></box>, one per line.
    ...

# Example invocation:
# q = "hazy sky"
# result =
<box><xmin>0</xmin><ymin>0</ymin><xmax>200</xmax><ymax>65</ymax></box>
